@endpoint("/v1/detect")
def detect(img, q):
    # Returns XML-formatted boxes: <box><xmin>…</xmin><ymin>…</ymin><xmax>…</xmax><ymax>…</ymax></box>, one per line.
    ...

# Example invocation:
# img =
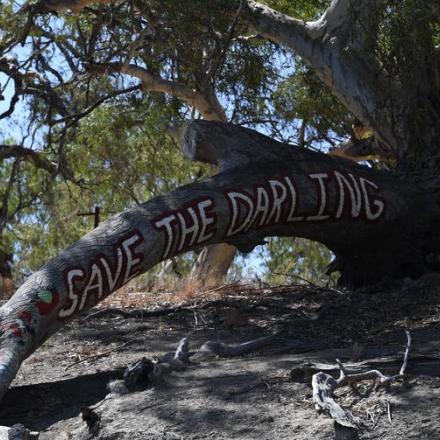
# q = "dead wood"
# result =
<box><xmin>0</xmin><ymin>424</ymin><xmax>39</xmax><ymax>439</ymax></box>
<box><xmin>110</xmin><ymin>333</ymin><xmax>305</xmax><ymax>395</ymax></box>
<box><xmin>311</xmin><ymin>330</ymin><xmax>411</xmax><ymax>428</ymax></box>
<box><xmin>193</xmin><ymin>334</ymin><xmax>305</xmax><ymax>359</ymax></box>
<box><xmin>65</xmin><ymin>339</ymin><xmax>137</xmax><ymax>370</ymax></box>
<box><xmin>109</xmin><ymin>336</ymin><xmax>192</xmax><ymax>394</ymax></box>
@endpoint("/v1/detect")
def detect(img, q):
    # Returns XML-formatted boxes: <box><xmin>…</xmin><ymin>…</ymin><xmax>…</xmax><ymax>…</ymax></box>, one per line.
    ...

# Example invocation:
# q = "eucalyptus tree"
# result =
<box><xmin>0</xmin><ymin>0</ymin><xmax>348</xmax><ymax>286</ymax></box>
<box><xmin>0</xmin><ymin>0</ymin><xmax>438</xmax><ymax>402</ymax></box>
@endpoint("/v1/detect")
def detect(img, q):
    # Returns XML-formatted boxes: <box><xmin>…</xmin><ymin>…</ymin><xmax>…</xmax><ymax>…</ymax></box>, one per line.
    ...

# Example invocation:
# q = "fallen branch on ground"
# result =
<box><xmin>312</xmin><ymin>330</ymin><xmax>411</xmax><ymax>428</ymax></box>
<box><xmin>109</xmin><ymin>332</ymin><xmax>304</xmax><ymax>394</ymax></box>
<box><xmin>193</xmin><ymin>334</ymin><xmax>306</xmax><ymax>359</ymax></box>
<box><xmin>82</xmin><ymin>306</ymin><xmax>189</xmax><ymax>321</ymax></box>
<box><xmin>108</xmin><ymin>336</ymin><xmax>191</xmax><ymax>393</ymax></box>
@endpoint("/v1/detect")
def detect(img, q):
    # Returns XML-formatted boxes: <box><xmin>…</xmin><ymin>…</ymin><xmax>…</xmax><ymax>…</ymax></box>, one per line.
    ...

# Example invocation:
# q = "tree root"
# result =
<box><xmin>311</xmin><ymin>330</ymin><xmax>411</xmax><ymax>428</ymax></box>
<box><xmin>193</xmin><ymin>334</ymin><xmax>306</xmax><ymax>359</ymax></box>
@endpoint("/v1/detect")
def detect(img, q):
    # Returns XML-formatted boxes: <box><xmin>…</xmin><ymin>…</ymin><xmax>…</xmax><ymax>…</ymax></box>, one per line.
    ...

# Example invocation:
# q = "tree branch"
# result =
<box><xmin>0</xmin><ymin>145</ymin><xmax>58</xmax><ymax>176</ymax></box>
<box><xmin>0</xmin><ymin>160</ymin><xmax>19</xmax><ymax>228</ymax></box>
<box><xmin>244</xmin><ymin>0</ymin><xmax>401</xmax><ymax>152</ymax></box>
<box><xmin>312</xmin><ymin>330</ymin><xmax>411</xmax><ymax>427</ymax></box>
<box><xmin>328</xmin><ymin>137</ymin><xmax>395</xmax><ymax>162</ymax></box>
<box><xmin>0</xmin><ymin>58</ymin><xmax>23</xmax><ymax>120</ymax></box>
<box><xmin>0</xmin><ymin>56</ymin><xmax>69</xmax><ymax>117</ymax></box>
<box><xmin>34</xmin><ymin>0</ymin><xmax>114</xmax><ymax>13</ymax></box>
<box><xmin>85</xmin><ymin>62</ymin><xmax>227</xmax><ymax>121</ymax></box>
<box><xmin>52</xmin><ymin>84</ymin><xmax>141</xmax><ymax>126</ymax></box>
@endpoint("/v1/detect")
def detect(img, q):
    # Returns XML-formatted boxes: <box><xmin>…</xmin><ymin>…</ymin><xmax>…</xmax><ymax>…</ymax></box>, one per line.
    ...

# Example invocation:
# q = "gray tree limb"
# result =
<box><xmin>244</xmin><ymin>0</ymin><xmax>402</xmax><ymax>154</ymax></box>
<box><xmin>85</xmin><ymin>62</ymin><xmax>227</xmax><ymax>122</ymax></box>
<box><xmin>312</xmin><ymin>330</ymin><xmax>411</xmax><ymax>428</ymax></box>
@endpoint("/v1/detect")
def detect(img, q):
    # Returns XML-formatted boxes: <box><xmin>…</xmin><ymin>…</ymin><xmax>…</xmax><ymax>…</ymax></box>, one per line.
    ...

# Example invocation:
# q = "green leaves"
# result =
<box><xmin>261</xmin><ymin>237</ymin><xmax>332</xmax><ymax>285</ymax></box>
<box><xmin>262</xmin><ymin>0</ymin><xmax>330</xmax><ymax>20</ymax></box>
<box><xmin>7</xmin><ymin>0</ymin><xmax>435</xmax><ymax>284</ymax></box>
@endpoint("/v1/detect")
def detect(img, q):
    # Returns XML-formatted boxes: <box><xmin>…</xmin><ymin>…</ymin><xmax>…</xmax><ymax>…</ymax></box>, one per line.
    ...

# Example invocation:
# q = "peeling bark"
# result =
<box><xmin>0</xmin><ymin>121</ymin><xmax>437</xmax><ymax>402</ymax></box>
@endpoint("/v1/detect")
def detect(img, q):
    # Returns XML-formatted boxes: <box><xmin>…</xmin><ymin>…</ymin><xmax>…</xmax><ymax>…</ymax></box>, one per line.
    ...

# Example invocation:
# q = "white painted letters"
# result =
<box><xmin>359</xmin><ymin>177</ymin><xmax>385</xmax><ymax>220</ymax></box>
<box><xmin>58</xmin><ymin>231</ymin><xmax>144</xmax><ymax>319</ymax></box>
<box><xmin>307</xmin><ymin>173</ymin><xmax>330</xmax><ymax>221</ymax></box>
<box><xmin>226</xmin><ymin>192</ymin><xmax>254</xmax><ymax>237</ymax></box>
<box><xmin>153</xmin><ymin>197</ymin><xmax>217</xmax><ymax>259</ymax></box>
<box><xmin>334</xmin><ymin>171</ymin><xmax>362</xmax><ymax>218</ymax></box>
<box><xmin>58</xmin><ymin>269</ymin><xmax>85</xmax><ymax>318</ymax></box>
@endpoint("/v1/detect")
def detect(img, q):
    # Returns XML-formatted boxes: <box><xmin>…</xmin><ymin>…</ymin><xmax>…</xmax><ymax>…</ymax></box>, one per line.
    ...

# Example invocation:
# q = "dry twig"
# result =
<box><xmin>65</xmin><ymin>339</ymin><xmax>137</xmax><ymax>370</ymax></box>
<box><xmin>312</xmin><ymin>330</ymin><xmax>411</xmax><ymax>428</ymax></box>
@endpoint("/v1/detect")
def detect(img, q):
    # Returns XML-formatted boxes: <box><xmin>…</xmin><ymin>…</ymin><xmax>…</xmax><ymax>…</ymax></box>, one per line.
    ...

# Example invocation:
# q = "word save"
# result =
<box><xmin>58</xmin><ymin>231</ymin><xmax>144</xmax><ymax>319</ymax></box>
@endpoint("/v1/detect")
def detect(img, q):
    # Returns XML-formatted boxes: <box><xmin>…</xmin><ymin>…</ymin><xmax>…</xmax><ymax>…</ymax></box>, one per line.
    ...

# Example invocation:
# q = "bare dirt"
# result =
<box><xmin>1</xmin><ymin>275</ymin><xmax>440</xmax><ymax>439</ymax></box>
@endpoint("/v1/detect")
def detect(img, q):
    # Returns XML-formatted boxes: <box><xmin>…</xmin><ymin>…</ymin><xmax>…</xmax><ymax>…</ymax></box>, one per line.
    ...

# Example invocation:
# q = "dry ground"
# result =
<box><xmin>1</xmin><ymin>275</ymin><xmax>440</xmax><ymax>439</ymax></box>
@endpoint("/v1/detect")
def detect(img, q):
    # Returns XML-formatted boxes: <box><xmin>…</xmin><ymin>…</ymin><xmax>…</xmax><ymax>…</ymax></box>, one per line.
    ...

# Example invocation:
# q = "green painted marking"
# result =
<box><xmin>38</xmin><ymin>290</ymin><xmax>53</xmax><ymax>304</ymax></box>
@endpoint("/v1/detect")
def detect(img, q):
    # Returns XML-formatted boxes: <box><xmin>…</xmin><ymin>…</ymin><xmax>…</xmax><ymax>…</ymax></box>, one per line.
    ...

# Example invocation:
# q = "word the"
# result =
<box><xmin>152</xmin><ymin>198</ymin><xmax>216</xmax><ymax>259</ymax></box>
<box><xmin>58</xmin><ymin>231</ymin><xmax>144</xmax><ymax>319</ymax></box>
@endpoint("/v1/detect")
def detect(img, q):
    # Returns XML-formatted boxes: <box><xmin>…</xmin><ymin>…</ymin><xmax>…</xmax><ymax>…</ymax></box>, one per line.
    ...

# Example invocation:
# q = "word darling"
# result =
<box><xmin>153</xmin><ymin>171</ymin><xmax>384</xmax><ymax>259</ymax></box>
<box><xmin>58</xmin><ymin>231</ymin><xmax>144</xmax><ymax>318</ymax></box>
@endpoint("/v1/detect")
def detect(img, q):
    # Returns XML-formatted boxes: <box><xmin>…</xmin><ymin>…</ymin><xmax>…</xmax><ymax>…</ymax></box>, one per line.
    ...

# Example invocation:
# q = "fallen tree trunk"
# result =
<box><xmin>0</xmin><ymin>120</ymin><xmax>438</xmax><ymax>401</ymax></box>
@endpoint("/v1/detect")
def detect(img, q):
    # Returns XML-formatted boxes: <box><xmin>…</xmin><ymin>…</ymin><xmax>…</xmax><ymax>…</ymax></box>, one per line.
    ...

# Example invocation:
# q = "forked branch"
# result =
<box><xmin>85</xmin><ymin>62</ymin><xmax>226</xmax><ymax>121</ymax></box>
<box><xmin>312</xmin><ymin>330</ymin><xmax>412</xmax><ymax>428</ymax></box>
<box><xmin>244</xmin><ymin>0</ymin><xmax>400</xmax><ymax>151</ymax></box>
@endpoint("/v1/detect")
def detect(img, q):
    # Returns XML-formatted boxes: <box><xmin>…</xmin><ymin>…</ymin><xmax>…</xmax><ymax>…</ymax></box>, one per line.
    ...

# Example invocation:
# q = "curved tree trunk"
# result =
<box><xmin>27</xmin><ymin>0</ymin><xmax>440</xmax><ymax>287</ymax></box>
<box><xmin>244</xmin><ymin>0</ymin><xmax>440</xmax><ymax>159</ymax></box>
<box><xmin>189</xmin><ymin>242</ymin><xmax>236</xmax><ymax>287</ymax></box>
<box><xmin>0</xmin><ymin>120</ymin><xmax>438</xmax><ymax>401</ymax></box>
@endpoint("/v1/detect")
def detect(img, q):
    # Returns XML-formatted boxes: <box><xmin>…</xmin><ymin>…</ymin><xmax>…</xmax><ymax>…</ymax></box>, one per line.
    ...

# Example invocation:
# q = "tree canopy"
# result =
<box><xmin>0</xmin><ymin>0</ymin><xmax>359</xmax><ymax>285</ymax></box>
<box><xmin>0</xmin><ymin>0</ymin><xmax>439</xmax><ymax>285</ymax></box>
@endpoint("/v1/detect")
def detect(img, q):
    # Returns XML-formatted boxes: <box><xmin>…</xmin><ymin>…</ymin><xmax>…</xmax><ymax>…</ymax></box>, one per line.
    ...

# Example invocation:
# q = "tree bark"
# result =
<box><xmin>0</xmin><ymin>251</ymin><xmax>13</xmax><ymax>300</ymax></box>
<box><xmin>244</xmin><ymin>1</ymin><xmax>401</xmax><ymax>151</ymax></box>
<box><xmin>0</xmin><ymin>121</ymin><xmax>438</xmax><ymax>401</ymax></box>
